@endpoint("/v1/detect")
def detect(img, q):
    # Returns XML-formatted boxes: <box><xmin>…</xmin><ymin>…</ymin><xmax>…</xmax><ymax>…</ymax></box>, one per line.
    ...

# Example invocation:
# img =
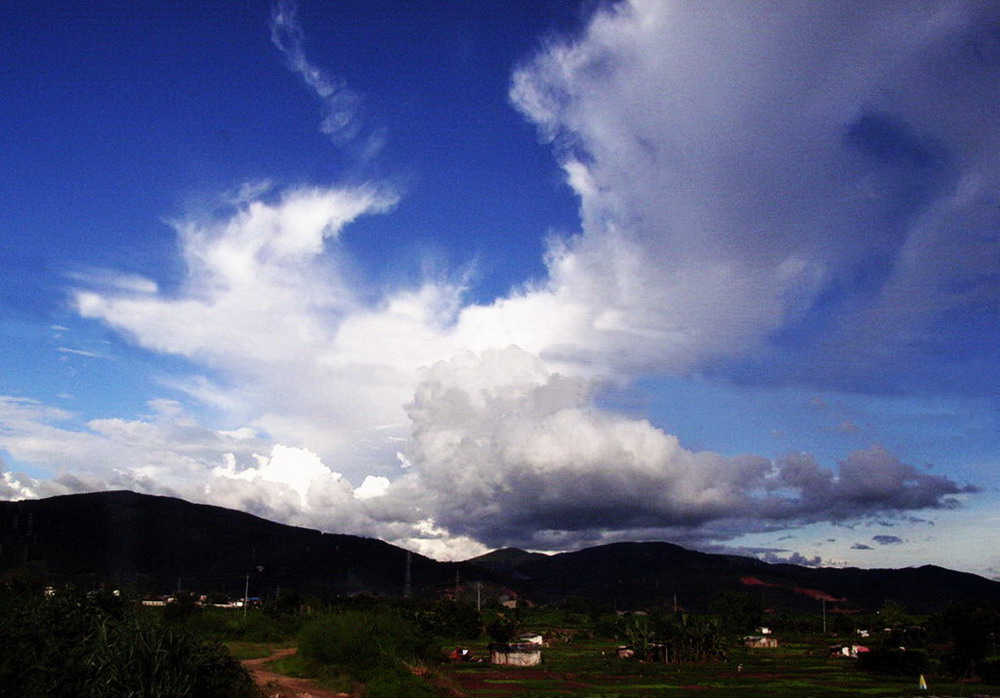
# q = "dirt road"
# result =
<box><xmin>241</xmin><ymin>647</ymin><xmax>353</xmax><ymax>698</ymax></box>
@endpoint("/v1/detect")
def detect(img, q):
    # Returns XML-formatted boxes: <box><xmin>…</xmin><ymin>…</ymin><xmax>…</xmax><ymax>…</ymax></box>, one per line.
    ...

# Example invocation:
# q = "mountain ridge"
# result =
<box><xmin>2</xmin><ymin>491</ymin><xmax>997</xmax><ymax>613</ymax></box>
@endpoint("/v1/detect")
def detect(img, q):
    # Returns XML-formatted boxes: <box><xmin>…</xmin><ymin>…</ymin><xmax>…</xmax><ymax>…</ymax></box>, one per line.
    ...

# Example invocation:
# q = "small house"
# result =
<box><xmin>489</xmin><ymin>642</ymin><xmax>542</xmax><ymax>667</ymax></box>
<box><xmin>831</xmin><ymin>644</ymin><xmax>869</xmax><ymax>658</ymax></box>
<box><xmin>743</xmin><ymin>635</ymin><xmax>779</xmax><ymax>649</ymax></box>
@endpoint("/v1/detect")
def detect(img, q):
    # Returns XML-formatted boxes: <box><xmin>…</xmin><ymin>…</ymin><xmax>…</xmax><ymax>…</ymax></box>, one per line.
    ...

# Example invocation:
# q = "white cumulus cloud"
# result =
<box><xmin>4</xmin><ymin>1</ymin><xmax>994</xmax><ymax>560</ymax></box>
<box><xmin>509</xmin><ymin>0</ymin><xmax>1000</xmax><ymax>389</ymax></box>
<box><xmin>380</xmin><ymin>347</ymin><xmax>971</xmax><ymax>550</ymax></box>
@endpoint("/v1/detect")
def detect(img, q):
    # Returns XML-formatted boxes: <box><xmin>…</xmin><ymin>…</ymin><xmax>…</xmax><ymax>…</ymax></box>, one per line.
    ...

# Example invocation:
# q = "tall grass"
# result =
<box><xmin>0</xmin><ymin>586</ymin><xmax>256</xmax><ymax>697</ymax></box>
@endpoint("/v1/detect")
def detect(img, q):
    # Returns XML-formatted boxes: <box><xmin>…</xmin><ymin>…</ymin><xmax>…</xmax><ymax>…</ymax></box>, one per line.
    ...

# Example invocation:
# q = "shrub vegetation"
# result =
<box><xmin>0</xmin><ymin>584</ymin><xmax>256</xmax><ymax>697</ymax></box>
<box><xmin>297</xmin><ymin>607</ymin><xmax>436</xmax><ymax>697</ymax></box>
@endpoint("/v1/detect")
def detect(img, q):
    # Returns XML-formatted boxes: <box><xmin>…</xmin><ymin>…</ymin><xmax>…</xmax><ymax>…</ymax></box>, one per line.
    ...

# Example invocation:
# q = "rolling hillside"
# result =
<box><xmin>2</xmin><ymin>491</ymin><xmax>997</xmax><ymax>613</ymax></box>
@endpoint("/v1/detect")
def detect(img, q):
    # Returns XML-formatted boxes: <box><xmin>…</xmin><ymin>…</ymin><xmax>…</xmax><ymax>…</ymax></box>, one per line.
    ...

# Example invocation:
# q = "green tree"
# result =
<box><xmin>485</xmin><ymin>612</ymin><xmax>519</xmax><ymax>643</ymax></box>
<box><xmin>938</xmin><ymin>602</ymin><xmax>1000</xmax><ymax>669</ymax></box>
<box><xmin>409</xmin><ymin>599</ymin><xmax>482</xmax><ymax>640</ymax></box>
<box><xmin>163</xmin><ymin>589</ymin><xmax>201</xmax><ymax>624</ymax></box>
<box><xmin>710</xmin><ymin>591</ymin><xmax>764</xmax><ymax>635</ymax></box>
<box><xmin>876</xmin><ymin>599</ymin><xmax>912</xmax><ymax>630</ymax></box>
<box><xmin>619</xmin><ymin>613</ymin><xmax>655</xmax><ymax>655</ymax></box>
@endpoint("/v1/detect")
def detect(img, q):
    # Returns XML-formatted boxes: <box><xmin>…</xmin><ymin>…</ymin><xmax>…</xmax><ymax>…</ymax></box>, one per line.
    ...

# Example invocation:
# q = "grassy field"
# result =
<box><xmin>437</xmin><ymin>633</ymin><xmax>999</xmax><ymax>696</ymax></box>
<box><xmin>223</xmin><ymin>640</ymin><xmax>293</xmax><ymax>660</ymax></box>
<box><xmin>262</xmin><ymin>651</ymin><xmax>357</xmax><ymax>694</ymax></box>
<box><xmin>182</xmin><ymin>602</ymin><xmax>1000</xmax><ymax>696</ymax></box>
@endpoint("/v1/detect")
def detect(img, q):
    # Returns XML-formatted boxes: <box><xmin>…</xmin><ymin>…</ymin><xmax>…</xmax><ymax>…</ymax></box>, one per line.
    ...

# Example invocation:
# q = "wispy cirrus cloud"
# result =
<box><xmin>56</xmin><ymin>347</ymin><xmax>110</xmax><ymax>360</ymax></box>
<box><xmin>270</xmin><ymin>0</ymin><xmax>384</xmax><ymax>158</ymax></box>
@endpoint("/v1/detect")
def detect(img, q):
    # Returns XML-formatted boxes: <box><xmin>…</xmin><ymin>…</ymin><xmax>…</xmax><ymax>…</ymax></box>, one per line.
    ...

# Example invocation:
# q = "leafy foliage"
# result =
<box><xmin>182</xmin><ymin>605</ymin><xmax>301</xmax><ymax>643</ymax></box>
<box><xmin>938</xmin><ymin>602</ymin><xmax>1000</xmax><ymax>667</ymax></box>
<box><xmin>856</xmin><ymin>647</ymin><xmax>931</xmax><ymax>676</ymax></box>
<box><xmin>407</xmin><ymin>599</ymin><xmax>482</xmax><ymax>641</ymax></box>
<box><xmin>485</xmin><ymin>612</ymin><xmax>520</xmax><ymax>643</ymax></box>
<box><xmin>615</xmin><ymin>610</ymin><xmax>727</xmax><ymax>663</ymax></box>
<box><xmin>162</xmin><ymin>590</ymin><xmax>201</xmax><ymax>624</ymax></box>
<box><xmin>0</xmin><ymin>586</ymin><xmax>256</xmax><ymax>697</ymax></box>
<box><xmin>875</xmin><ymin>599</ymin><xmax>914</xmax><ymax>630</ymax></box>
<box><xmin>297</xmin><ymin>608</ymin><xmax>435</xmax><ymax>695</ymax></box>
<box><xmin>710</xmin><ymin>591</ymin><xmax>765</xmax><ymax>635</ymax></box>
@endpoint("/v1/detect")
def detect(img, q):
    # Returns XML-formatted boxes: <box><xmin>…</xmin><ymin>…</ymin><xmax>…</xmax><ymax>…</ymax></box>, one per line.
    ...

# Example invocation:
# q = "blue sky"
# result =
<box><xmin>2</xmin><ymin>1</ymin><xmax>998</xmax><ymax>576</ymax></box>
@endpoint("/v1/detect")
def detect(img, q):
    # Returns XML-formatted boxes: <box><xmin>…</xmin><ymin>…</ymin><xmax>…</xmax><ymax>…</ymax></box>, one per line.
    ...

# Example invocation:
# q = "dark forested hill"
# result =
<box><xmin>467</xmin><ymin>541</ymin><xmax>1000</xmax><ymax>613</ymax></box>
<box><xmin>2</xmin><ymin>491</ymin><xmax>997</xmax><ymax>612</ymax></box>
<box><xmin>0</xmin><ymin>490</ymin><xmax>464</xmax><ymax>598</ymax></box>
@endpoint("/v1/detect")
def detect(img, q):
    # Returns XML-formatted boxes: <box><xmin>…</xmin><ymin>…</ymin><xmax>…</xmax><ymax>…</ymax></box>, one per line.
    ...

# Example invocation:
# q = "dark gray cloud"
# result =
<box><xmin>852</xmin><ymin>543</ymin><xmax>874</xmax><ymax>550</ymax></box>
<box><xmin>761</xmin><ymin>551</ymin><xmax>824</xmax><ymax>568</ymax></box>
<box><xmin>710</xmin><ymin>545</ymin><xmax>824</xmax><ymax>568</ymax></box>
<box><xmin>392</xmin><ymin>348</ymin><xmax>976</xmax><ymax>551</ymax></box>
<box><xmin>873</xmin><ymin>535</ymin><xmax>904</xmax><ymax>546</ymax></box>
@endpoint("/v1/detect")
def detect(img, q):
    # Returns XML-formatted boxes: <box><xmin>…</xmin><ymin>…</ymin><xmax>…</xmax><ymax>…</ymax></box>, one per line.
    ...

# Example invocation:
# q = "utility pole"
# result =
<box><xmin>822</xmin><ymin>598</ymin><xmax>827</xmax><ymax>635</ymax></box>
<box><xmin>476</xmin><ymin>581</ymin><xmax>482</xmax><ymax>613</ymax></box>
<box><xmin>243</xmin><ymin>574</ymin><xmax>249</xmax><ymax>617</ymax></box>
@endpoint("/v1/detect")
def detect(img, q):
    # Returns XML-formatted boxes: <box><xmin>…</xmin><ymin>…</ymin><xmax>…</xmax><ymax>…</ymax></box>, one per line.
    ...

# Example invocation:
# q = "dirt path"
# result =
<box><xmin>241</xmin><ymin>647</ymin><xmax>353</xmax><ymax>698</ymax></box>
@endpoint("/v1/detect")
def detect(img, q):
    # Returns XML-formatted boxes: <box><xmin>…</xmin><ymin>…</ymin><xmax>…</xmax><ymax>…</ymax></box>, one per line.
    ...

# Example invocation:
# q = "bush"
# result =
<box><xmin>937</xmin><ymin>602</ymin><xmax>1000</xmax><ymax>668</ymax></box>
<box><xmin>484</xmin><ymin>613</ymin><xmax>519</xmax><ymax>643</ymax></box>
<box><xmin>857</xmin><ymin>647</ymin><xmax>930</xmax><ymax>676</ymax></box>
<box><xmin>973</xmin><ymin>659</ymin><xmax>1000</xmax><ymax>683</ymax></box>
<box><xmin>362</xmin><ymin>667</ymin><xmax>435</xmax><ymax>697</ymax></box>
<box><xmin>179</xmin><ymin>606</ymin><xmax>238</xmax><ymax>641</ymax></box>
<box><xmin>298</xmin><ymin>608</ymin><xmax>432</xmax><ymax>680</ymax></box>
<box><xmin>0</xmin><ymin>587</ymin><xmax>256</xmax><ymax>697</ymax></box>
<box><xmin>162</xmin><ymin>590</ymin><xmax>201</xmax><ymax>624</ymax></box>
<box><xmin>84</xmin><ymin>617</ymin><xmax>256</xmax><ymax>697</ymax></box>
<box><xmin>408</xmin><ymin>600</ymin><xmax>482</xmax><ymax>641</ymax></box>
<box><xmin>178</xmin><ymin>605</ymin><xmax>301</xmax><ymax>643</ymax></box>
<box><xmin>709</xmin><ymin>591</ymin><xmax>764</xmax><ymax>635</ymax></box>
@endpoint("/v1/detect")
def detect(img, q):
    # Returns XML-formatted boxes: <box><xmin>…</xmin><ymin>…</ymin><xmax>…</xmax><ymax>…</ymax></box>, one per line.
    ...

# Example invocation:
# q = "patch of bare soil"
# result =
<box><xmin>241</xmin><ymin>648</ymin><xmax>353</xmax><ymax>698</ymax></box>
